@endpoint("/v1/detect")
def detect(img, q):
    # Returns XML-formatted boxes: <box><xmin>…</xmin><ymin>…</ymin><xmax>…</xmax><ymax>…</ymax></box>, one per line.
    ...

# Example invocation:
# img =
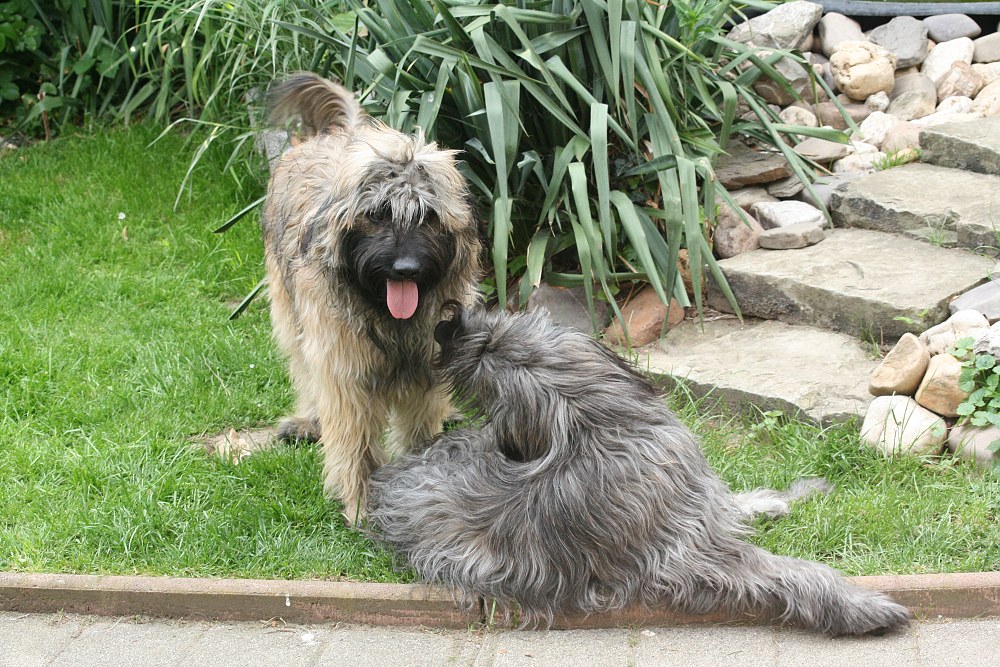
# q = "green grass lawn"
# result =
<box><xmin>0</xmin><ymin>126</ymin><xmax>997</xmax><ymax>583</ymax></box>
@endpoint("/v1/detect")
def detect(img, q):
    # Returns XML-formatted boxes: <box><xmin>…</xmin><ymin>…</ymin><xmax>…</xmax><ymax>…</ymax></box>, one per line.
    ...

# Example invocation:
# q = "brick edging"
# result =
<box><xmin>1</xmin><ymin>571</ymin><xmax>997</xmax><ymax>628</ymax></box>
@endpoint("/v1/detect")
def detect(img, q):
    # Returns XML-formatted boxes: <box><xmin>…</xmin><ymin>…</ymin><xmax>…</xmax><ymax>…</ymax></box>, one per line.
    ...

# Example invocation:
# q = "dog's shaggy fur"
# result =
<box><xmin>262</xmin><ymin>74</ymin><xmax>481</xmax><ymax>523</ymax></box>
<box><xmin>367</xmin><ymin>306</ymin><xmax>912</xmax><ymax>636</ymax></box>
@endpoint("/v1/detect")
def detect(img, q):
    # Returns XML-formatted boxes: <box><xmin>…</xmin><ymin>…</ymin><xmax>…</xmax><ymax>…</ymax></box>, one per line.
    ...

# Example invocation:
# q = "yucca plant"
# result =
<box><xmin>255</xmin><ymin>0</ymin><xmax>842</xmax><ymax>331</ymax></box>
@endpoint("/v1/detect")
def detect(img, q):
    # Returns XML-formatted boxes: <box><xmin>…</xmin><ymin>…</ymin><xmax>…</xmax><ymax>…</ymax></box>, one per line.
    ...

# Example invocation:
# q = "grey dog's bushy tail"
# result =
<box><xmin>267</xmin><ymin>72</ymin><xmax>365</xmax><ymax>136</ymax></box>
<box><xmin>734</xmin><ymin>477</ymin><xmax>833</xmax><ymax>520</ymax></box>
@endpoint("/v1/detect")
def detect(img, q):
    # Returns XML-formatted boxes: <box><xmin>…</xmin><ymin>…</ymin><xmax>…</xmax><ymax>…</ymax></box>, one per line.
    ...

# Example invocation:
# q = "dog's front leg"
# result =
<box><xmin>385</xmin><ymin>383</ymin><xmax>452</xmax><ymax>456</ymax></box>
<box><xmin>316</xmin><ymin>381</ymin><xmax>389</xmax><ymax>526</ymax></box>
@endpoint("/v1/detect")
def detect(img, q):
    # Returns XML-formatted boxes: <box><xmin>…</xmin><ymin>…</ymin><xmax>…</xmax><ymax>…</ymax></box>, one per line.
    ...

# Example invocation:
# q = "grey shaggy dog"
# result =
<box><xmin>367</xmin><ymin>305</ymin><xmax>912</xmax><ymax>636</ymax></box>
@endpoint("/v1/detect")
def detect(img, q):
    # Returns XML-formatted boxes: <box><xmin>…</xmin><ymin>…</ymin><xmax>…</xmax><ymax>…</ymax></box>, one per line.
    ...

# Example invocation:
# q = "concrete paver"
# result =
<box><xmin>2</xmin><ymin>611</ymin><xmax>999</xmax><ymax>667</ymax></box>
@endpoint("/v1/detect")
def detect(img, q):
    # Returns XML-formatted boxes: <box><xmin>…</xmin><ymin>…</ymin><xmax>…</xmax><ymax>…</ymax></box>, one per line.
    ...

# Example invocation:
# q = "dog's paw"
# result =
<box><xmin>276</xmin><ymin>416</ymin><xmax>321</xmax><ymax>445</ymax></box>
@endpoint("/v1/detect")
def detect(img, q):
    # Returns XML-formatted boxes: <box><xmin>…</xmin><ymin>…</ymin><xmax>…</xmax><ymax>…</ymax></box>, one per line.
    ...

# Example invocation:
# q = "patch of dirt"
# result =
<box><xmin>196</xmin><ymin>426</ymin><xmax>280</xmax><ymax>463</ymax></box>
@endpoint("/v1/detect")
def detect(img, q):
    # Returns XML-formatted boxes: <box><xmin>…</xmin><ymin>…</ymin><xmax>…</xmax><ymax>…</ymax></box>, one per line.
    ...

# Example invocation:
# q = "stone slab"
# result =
<box><xmin>830</xmin><ymin>163</ymin><xmax>1000</xmax><ymax>251</ymax></box>
<box><xmin>920</xmin><ymin>117</ymin><xmax>1000</xmax><ymax>177</ymax></box>
<box><xmin>642</xmin><ymin>317</ymin><xmax>877</xmax><ymax>425</ymax></box>
<box><xmin>706</xmin><ymin>228</ymin><xmax>992</xmax><ymax>339</ymax></box>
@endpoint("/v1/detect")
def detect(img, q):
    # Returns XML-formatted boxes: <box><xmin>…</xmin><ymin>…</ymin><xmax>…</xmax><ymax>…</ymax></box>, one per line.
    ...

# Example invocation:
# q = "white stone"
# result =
<box><xmin>948</xmin><ymin>424</ymin><xmax>1000</xmax><ymax>468</ymax></box>
<box><xmin>866</xmin><ymin>90</ymin><xmax>891</xmax><ymax>111</ymax></box>
<box><xmin>727</xmin><ymin>1</ymin><xmax>823</xmax><ymax>50</ymax></box>
<box><xmin>830</xmin><ymin>41</ymin><xmax>898</xmax><ymax>100</ymax></box>
<box><xmin>869</xmin><ymin>333</ymin><xmax>930</xmax><ymax>397</ymax></box>
<box><xmin>972</xmin><ymin>62</ymin><xmax>1000</xmax><ymax>85</ymax></box>
<box><xmin>935</xmin><ymin>61</ymin><xmax>985</xmax><ymax>102</ymax></box>
<box><xmin>861</xmin><ymin>395</ymin><xmax>947</xmax><ymax>457</ymax></box>
<box><xmin>921</xmin><ymin>37</ymin><xmax>975</xmax><ymax>84</ymax></box>
<box><xmin>779</xmin><ymin>105</ymin><xmax>819</xmax><ymax>127</ymax></box>
<box><xmin>833</xmin><ymin>151</ymin><xmax>885</xmax><ymax>173</ymax></box>
<box><xmin>819</xmin><ymin>13</ymin><xmax>866</xmax><ymax>58</ymax></box>
<box><xmin>919</xmin><ymin>309</ymin><xmax>990</xmax><ymax>355</ymax></box>
<box><xmin>750</xmin><ymin>200</ymin><xmax>827</xmax><ymax>230</ymax></box>
<box><xmin>911</xmin><ymin>110</ymin><xmax>984</xmax><ymax>127</ymax></box>
<box><xmin>937</xmin><ymin>95</ymin><xmax>974</xmax><ymax>113</ymax></box>
<box><xmin>973</xmin><ymin>80</ymin><xmax>1000</xmax><ymax>116</ymax></box>
<box><xmin>855</xmin><ymin>111</ymin><xmax>900</xmax><ymax>149</ymax></box>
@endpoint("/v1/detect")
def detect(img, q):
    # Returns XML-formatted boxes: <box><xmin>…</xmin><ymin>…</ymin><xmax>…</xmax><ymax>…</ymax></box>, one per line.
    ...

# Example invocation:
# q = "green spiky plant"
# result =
<box><xmin>213</xmin><ymin>0</ymin><xmax>845</xmax><ymax>330</ymax></box>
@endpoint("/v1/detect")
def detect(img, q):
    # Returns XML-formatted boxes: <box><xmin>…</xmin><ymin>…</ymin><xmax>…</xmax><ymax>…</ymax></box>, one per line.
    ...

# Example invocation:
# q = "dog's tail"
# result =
<box><xmin>267</xmin><ymin>72</ymin><xmax>366</xmax><ymax>136</ymax></box>
<box><xmin>732</xmin><ymin>477</ymin><xmax>832</xmax><ymax>520</ymax></box>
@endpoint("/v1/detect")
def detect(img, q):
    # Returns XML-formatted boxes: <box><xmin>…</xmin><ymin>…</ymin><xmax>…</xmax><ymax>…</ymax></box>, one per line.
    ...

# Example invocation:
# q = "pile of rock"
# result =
<box><xmin>716</xmin><ymin>2</ymin><xmax>1000</xmax><ymax>260</ymax></box>
<box><xmin>861</xmin><ymin>309</ymin><xmax>1000</xmax><ymax>468</ymax></box>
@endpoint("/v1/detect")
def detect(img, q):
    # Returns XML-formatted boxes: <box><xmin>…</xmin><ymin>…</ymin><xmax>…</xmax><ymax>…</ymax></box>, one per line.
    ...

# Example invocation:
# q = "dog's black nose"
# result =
<box><xmin>391</xmin><ymin>256</ymin><xmax>421</xmax><ymax>280</ymax></box>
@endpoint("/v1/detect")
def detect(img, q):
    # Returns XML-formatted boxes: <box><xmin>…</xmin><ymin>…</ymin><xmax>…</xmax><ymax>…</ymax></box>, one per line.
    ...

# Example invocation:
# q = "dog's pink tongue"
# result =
<box><xmin>386</xmin><ymin>280</ymin><xmax>419</xmax><ymax>319</ymax></box>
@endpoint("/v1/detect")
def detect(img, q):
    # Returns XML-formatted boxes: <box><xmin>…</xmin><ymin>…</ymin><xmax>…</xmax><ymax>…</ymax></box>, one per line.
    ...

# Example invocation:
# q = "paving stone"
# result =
<box><xmin>775</xmin><ymin>625</ymin><xmax>920</xmax><ymax>667</ymax></box>
<box><xmin>706</xmin><ymin>228</ymin><xmax>993</xmax><ymax>339</ymax></box>
<box><xmin>52</xmin><ymin>617</ymin><xmax>207</xmax><ymax>667</ymax></box>
<box><xmin>921</xmin><ymin>116</ymin><xmax>1000</xmax><ymax>177</ymax></box>
<box><xmin>187</xmin><ymin>622</ymin><xmax>329</xmax><ymax>667</ymax></box>
<box><xmin>830</xmin><ymin>162</ymin><xmax>1000</xmax><ymax>250</ymax></box>
<box><xmin>949</xmin><ymin>280</ymin><xmax>1000</xmax><ymax>319</ymax></box>
<box><xmin>477</xmin><ymin>629</ymin><xmax>633</xmax><ymax>667</ymax></box>
<box><xmin>716</xmin><ymin>144</ymin><xmax>792</xmax><ymax>188</ymax></box>
<box><xmin>794</xmin><ymin>173</ymin><xmax>863</xmax><ymax>209</ymax></box>
<box><xmin>0</xmin><ymin>612</ymin><xmax>90</xmax><ymax>667</ymax></box>
<box><xmin>637</xmin><ymin>625</ymin><xmax>778</xmax><ymax>667</ymax></box>
<box><xmin>916</xmin><ymin>618</ymin><xmax>1000</xmax><ymax>666</ymax></box>
<box><xmin>319</xmin><ymin>625</ymin><xmax>468</xmax><ymax>667</ymax></box>
<box><xmin>643</xmin><ymin>317</ymin><xmax>878</xmax><ymax>425</ymax></box>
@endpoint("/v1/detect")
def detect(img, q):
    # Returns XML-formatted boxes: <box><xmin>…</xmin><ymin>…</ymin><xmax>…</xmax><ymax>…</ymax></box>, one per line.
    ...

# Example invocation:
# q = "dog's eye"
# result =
<box><xmin>368</xmin><ymin>206</ymin><xmax>390</xmax><ymax>225</ymax></box>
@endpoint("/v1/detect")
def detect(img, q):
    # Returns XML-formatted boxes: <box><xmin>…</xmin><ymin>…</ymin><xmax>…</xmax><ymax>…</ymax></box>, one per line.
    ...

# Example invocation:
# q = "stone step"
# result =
<box><xmin>641</xmin><ymin>317</ymin><xmax>878</xmax><ymax>425</ymax></box>
<box><xmin>920</xmin><ymin>117</ymin><xmax>1000</xmax><ymax>178</ymax></box>
<box><xmin>706</xmin><ymin>228</ymin><xmax>993</xmax><ymax>340</ymax></box>
<box><xmin>829</xmin><ymin>163</ymin><xmax>1000</xmax><ymax>251</ymax></box>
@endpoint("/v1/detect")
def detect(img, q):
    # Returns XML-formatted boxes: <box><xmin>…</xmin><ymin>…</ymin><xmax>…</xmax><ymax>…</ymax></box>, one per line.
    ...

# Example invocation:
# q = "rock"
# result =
<box><xmin>948</xmin><ymin>424</ymin><xmax>1000</xmax><ymax>468</ymax></box>
<box><xmin>754</xmin><ymin>56</ymin><xmax>816</xmax><ymax>106</ymax></box>
<box><xmin>914</xmin><ymin>353</ymin><xmax>969</xmax><ymax>417</ymax></box>
<box><xmin>861</xmin><ymin>395</ymin><xmax>947</xmax><ymax>457</ymax></box>
<box><xmin>973</xmin><ymin>33</ymin><xmax>1000</xmax><ymax>64</ymax></box>
<box><xmin>526</xmin><ymin>283</ymin><xmax>610</xmax><ymax>333</ymax></box>
<box><xmin>882</xmin><ymin>122</ymin><xmax>921</xmax><ymax>151</ymax></box>
<box><xmin>794</xmin><ymin>137</ymin><xmax>852</xmax><ymax>162</ymax></box>
<box><xmin>833</xmin><ymin>151</ymin><xmax>885</xmax><ymax>174</ymax></box>
<box><xmin>727</xmin><ymin>186</ymin><xmax>778</xmax><ymax>210</ymax></box>
<box><xmin>604</xmin><ymin>287</ymin><xmax>684</xmax><ymax>347</ymax></box>
<box><xmin>714</xmin><ymin>204</ymin><xmax>764</xmax><ymax>259</ymax></box>
<box><xmin>750</xmin><ymin>200</ymin><xmax>826</xmax><ymax>230</ymax></box>
<box><xmin>869</xmin><ymin>333</ymin><xmax>931</xmax><ymax>396</ymax></box>
<box><xmin>973</xmin><ymin>321</ymin><xmax>1000</xmax><ymax>357</ymax></box>
<box><xmin>818</xmin><ymin>13</ymin><xmax>865</xmax><ymax>58</ymax></box>
<box><xmin>891</xmin><ymin>71</ymin><xmax>937</xmax><ymax>98</ymax></box>
<box><xmin>677</xmin><ymin>248</ymin><xmax>695</xmax><ymax>298</ymax></box>
<box><xmin>758</xmin><ymin>222</ymin><xmax>825</xmax><ymax>249</ymax></box>
<box><xmin>814</xmin><ymin>100</ymin><xmax>871</xmax><ymax>129</ymax></box>
<box><xmin>936</xmin><ymin>61</ymin><xmax>985</xmax><ymax>102</ymax></box>
<box><xmin>856</xmin><ymin>111</ymin><xmax>900</xmax><ymax>149</ymax></box>
<box><xmin>919</xmin><ymin>309</ymin><xmax>990</xmax><ymax>355</ymax></box>
<box><xmin>830</xmin><ymin>41</ymin><xmax>898</xmax><ymax>101</ymax></box>
<box><xmin>794</xmin><ymin>172</ymin><xmax>863</xmax><ymax>208</ymax></box>
<box><xmin>779</xmin><ymin>105</ymin><xmax>818</xmax><ymax>127</ymax></box>
<box><xmin>923</xmin><ymin>14</ymin><xmax>982</xmax><ymax>43</ymax></box>
<box><xmin>937</xmin><ymin>95</ymin><xmax>974</xmax><ymax>114</ymax></box>
<box><xmin>870</xmin><ymin>16</ymin><xmax>930</xmax><ymax>69</ymax></box>
<box><xmin>765</xmin><ymin>176</ymin><xmax>805</xmax><ymax>198</ymax></box>
<box><xmin>973</xmin><ymin>80</ymin><xmax>1000</xmax><ymax>116</ymax></box>
<box><xmin>866</xmin><ymin>90</ymin><xmax>890</xmax><ymax>112</ymax></box>
<box><xmin>912</xmin><ymin>110</ymin><xmax>984</xmax><ymax>128</ymax></box>
<box><xmin>921</xmin><ymin>38</ymin><xmax>975</xmax><ymax>85</ymax></box>
<box><xmin>727</xmin><ymin>1</ymin><xmax>823</xmax><ymax>50</ymax></box>
<box><xmin>887</xmin><ymin>88</ymin><xmax>937</xmax><ymax>120</ymax></box>
<box><xmin>949</xmin><ymin>281</ymin><xmax>1000</xmax><ymax>320</ymax></box>
<box><xmin>716</xmin><ymin>144</ymin><xmax>792</xmax><ymax>188</ymax></box>
<box><xmin>973</xmin><ymin>62</ymin><xmax>1000</xmax><ymax>85</ymax></box>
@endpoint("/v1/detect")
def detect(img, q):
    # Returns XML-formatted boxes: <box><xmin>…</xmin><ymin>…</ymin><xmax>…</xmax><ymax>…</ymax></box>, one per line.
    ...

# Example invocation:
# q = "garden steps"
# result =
<box><xmin>704</xmin><ymin>227</ymin><xmax>992</xmax><ymax>340</ymax></box>
<box><xmin>920</xmin><ymin>117</ymin><xmax>1000</xmax><ymax>178</ymax></box>
<box><xmin>829</xmin><ymin>162</ymin><xmax>1000</xmax><ymax>250</ymax></box>
<box><xmin>642</xmin><ymin>317</ymin><xmax>878</xmax><ymax>426</ymax></box>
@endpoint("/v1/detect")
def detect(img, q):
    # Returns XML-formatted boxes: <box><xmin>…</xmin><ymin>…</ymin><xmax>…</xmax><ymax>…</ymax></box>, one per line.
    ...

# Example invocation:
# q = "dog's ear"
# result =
<box><xmin>435</xmin><ymin>301</ymin><xmax>465</xmax><ymax>347</ymax></box>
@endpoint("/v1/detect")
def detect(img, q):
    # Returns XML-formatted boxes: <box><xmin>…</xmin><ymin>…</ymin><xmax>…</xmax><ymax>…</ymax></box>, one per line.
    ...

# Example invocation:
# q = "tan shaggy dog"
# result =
<box><xmin>261</xmin><ymin>73</ymin><xmax>482</xmax><ymax>524</ymax></box>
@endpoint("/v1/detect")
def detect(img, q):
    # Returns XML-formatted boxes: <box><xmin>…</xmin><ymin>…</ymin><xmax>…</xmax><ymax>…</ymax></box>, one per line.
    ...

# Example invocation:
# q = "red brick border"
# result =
<box><xmin>0</xmin><ymin>571</ymin><xmax>997</xmax><ymax>628</ymax></box>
